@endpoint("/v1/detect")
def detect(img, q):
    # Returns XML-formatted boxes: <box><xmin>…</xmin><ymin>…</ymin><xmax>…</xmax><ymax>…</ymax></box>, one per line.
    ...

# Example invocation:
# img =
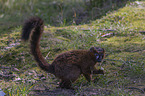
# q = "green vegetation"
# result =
<box><xmin>0</xmin><ymin>0</ymin><xmax>145</xmax><ymax>96</ymax></box>
<box><xmin>0</xmin><ymin>0</ymin><xmax>135</xmax><ymax>35</ymax></box>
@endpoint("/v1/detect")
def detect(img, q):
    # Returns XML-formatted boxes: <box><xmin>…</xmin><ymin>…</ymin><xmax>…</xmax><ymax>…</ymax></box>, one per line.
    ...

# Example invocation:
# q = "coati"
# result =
<box><xmin>21</xmin><ymin>17</ymin><xmax>105</xmax><ymax>89</ymax></box>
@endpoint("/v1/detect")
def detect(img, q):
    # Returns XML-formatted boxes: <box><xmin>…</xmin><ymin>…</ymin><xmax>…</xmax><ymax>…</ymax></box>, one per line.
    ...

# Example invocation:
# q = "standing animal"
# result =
<box><xmin>21</xmin><ymin>17</ymin><xmax>105</xmax><ymax>89</ymax></box>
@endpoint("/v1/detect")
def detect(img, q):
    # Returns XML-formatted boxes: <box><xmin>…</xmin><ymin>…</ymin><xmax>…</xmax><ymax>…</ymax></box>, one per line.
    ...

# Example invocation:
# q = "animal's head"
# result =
<box><xmin>90</xmin><ymin>47</ymin><xmax>105</xmax><ymax>62</ymax></box>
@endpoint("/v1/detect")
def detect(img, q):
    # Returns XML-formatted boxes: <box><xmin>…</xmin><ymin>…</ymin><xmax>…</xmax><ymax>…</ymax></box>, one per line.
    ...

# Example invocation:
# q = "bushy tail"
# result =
<box><xmin>22</xmin><ymin>17</ymin><xmax>54</xmax><ymax>73</ymax></box>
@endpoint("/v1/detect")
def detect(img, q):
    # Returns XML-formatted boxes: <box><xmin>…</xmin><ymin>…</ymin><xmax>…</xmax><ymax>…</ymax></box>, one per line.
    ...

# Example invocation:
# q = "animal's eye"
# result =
<box><xmin>95</xmin><ymin>53</ymin><xmax>99</xmax><ymax>59</ymax></box>
<box><xmin>96</xmin><ymin>55</ymin><xmax>99</xmax><ymax>59</ymax></box>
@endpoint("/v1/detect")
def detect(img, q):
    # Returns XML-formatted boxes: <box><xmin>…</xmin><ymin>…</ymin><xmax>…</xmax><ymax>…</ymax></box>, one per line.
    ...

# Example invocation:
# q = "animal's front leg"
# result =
<box><xmin>83</xmin><ymin>73</ymin><xmax>92</xmax><ymax>82</ymax></box>
<box><xmin>81</xmin><ymin>67</ymin><xmax>92</xmax><ymax>82</ymax></box>
<box><xmin>91</xmin><ymin>66</ymin><xmax>104</xmax><ymax>75</ymax></box>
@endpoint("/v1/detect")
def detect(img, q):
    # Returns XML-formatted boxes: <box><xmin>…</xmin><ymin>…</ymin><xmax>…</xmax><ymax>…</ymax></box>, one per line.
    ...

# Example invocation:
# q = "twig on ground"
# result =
<box><xmin>126</xmin><ymin>87</ymin><xmax>144</xmax><ymax>94</ymax></box>
<box><xmin>0</xmin><ymin>66</ymin><xmax>19</xmax><ymax>72</ymax></box>
<box><xmin>45</xmin><ymin>52</ymin><xmax>50</xmax><ymax>59</ymax></box>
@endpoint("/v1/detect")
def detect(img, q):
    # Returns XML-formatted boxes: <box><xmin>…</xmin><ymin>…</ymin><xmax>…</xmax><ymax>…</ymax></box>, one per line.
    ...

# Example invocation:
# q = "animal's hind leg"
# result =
<box><xmin>59</xmin><ymin>80</ymin><xmax>73</xmax><ymax>89</ymax></box>
<box><xmin>58</xmin><ymin>65</ymin><xmax>81</xmax><ymax>89</ymax></box>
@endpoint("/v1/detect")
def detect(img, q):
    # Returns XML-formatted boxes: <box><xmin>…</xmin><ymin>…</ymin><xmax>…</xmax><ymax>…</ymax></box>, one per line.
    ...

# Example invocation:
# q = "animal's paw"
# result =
<box><xmin>97</xmin><ymin>69</ymin><xmax>104</xmax><ymax>75</ymax></box>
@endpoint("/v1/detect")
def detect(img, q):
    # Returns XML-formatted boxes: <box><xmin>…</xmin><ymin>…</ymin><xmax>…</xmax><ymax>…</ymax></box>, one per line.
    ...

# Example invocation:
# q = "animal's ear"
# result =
<box><xmin>95</xmin><ymin>47</ymin><xmax>104</xmax><ymax>53</ymax></box>
<box><xmin>90</xmin><ymin>47</ymin><xmax>95</xmax><ymax>52</ymax></box>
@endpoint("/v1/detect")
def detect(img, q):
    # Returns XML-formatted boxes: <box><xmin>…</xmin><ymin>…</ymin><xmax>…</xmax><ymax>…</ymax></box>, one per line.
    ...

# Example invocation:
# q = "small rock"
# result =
<box><xmin>100</xmin><ymin>67</ymin><xmax>104</xmax><ymax>70</ymax></box>
<box><xmin>14</xmin><ymin>77</ymin><xmax>21</xmax><ymax>81</ymax></box>
<box><xmin>0</xmin><ymin>88</ymin><xmax>5</xmax><ymax>96</ymax></box>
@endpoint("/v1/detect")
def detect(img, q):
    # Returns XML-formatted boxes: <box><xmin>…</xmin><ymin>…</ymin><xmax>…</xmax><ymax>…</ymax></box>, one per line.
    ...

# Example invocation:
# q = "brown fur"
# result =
<box><xmin>22</xmin><ymin>17</ymin><xmax>105</xmax><ymax>89</ymax></box>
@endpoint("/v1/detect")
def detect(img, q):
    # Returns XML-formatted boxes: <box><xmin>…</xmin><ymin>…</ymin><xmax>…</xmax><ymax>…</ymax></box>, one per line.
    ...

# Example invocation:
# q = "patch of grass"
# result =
<box><xmin>0</xmin><ymin>0</ymin><xmax>136</xmax><ymax>37</ymax></box>
<box><xmin>1</xmin><ymin>81</ymin><xmax>34</xmax><ymax>96</ymax></box>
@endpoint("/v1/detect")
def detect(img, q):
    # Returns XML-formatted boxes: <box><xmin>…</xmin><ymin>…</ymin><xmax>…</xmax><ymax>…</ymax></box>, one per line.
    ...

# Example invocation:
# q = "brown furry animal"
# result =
<box><xmin>21</xmin><ymin>17</ymin><xmax>105</xmax><ymax>89</ymax></box>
